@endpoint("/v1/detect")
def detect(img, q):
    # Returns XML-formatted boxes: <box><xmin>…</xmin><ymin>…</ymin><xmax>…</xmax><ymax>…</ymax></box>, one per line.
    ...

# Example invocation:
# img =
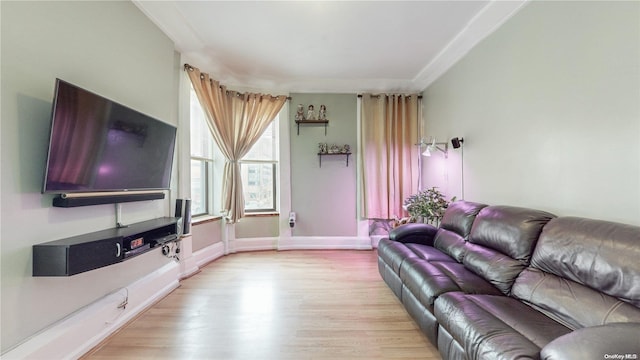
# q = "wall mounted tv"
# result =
<box><xmin>42</xmin><ymin>79</ymin><xmax>177</xmax><ymax>206</ymax></box>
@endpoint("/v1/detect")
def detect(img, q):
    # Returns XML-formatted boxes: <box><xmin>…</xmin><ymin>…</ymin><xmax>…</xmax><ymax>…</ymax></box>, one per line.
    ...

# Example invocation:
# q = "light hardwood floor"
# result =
<box><xmin>83</xmin><ymin>250</ymin><xmax>440</xmax><ymax>359</ymax></box>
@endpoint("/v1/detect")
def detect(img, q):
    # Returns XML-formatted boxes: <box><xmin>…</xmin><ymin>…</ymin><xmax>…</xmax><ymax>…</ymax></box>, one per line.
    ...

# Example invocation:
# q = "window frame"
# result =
<box><xmin>189</xmin><ymin>88</ymin><xmax>216</xmax><ymax>218</ymax></box>
<box><xmin>240</xmin><ymin>116</ymin><xmax>279</xmax><ymax>213</ymax></box>
<box><xmin>190</xmin><ymin>156</ymin><xmax>214</xmax><ymax>217</ymax></box>
<box><xmin>240</xmin><ymin>160</ymin><xmax>277</xmax><ymax>213</ymax></box>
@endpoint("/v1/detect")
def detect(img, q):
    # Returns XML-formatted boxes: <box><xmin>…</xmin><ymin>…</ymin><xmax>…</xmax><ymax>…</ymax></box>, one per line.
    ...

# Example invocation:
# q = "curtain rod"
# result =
<box><xmin>184</xmin><ymin>63</ymin><xmax>291</xmax><ymax>99</ymax></box>
<box><xmin>185</xmin><ymin>65</ymin><xmax>420</xmax><ymax>100</ymax></box>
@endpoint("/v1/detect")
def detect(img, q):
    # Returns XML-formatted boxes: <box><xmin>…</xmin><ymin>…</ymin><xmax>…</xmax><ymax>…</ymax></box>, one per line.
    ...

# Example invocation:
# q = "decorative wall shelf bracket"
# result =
<box><xmin>318</xmin><ymin>152</ymin><xmax>352</xmax><ymax>167</ymax></box>
<box><xmin>295</xmin><ymin>120</ymin><xmax>329</xmax><ymax>135</ymax></box>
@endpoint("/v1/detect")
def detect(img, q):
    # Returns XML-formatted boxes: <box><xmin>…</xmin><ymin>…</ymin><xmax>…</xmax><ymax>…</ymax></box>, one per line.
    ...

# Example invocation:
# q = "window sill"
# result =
<box><xmin>192</xmin><ymin>215</ymin><xmax>224</xmax><ymax>226</ymax></box>
<box><xmin>244</xmin><ymin>212</ymin><xmax>279</xmax><ymax>217</ymax></box>
<box><xmin>191</xmin><ymin>213</ymin><xmax>278</xmax><ymax>225</ymax></box>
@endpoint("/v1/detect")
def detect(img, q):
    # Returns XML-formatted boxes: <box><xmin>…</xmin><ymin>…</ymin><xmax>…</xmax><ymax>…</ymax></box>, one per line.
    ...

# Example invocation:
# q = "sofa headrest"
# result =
<box><xmin>531</xmin><ymin>217</ymin><xmax>640</xmax><ymax>307</ymax></box>
<box><xmin>440</xmin><ymin>201</ymin><xmax>488</xmax><ymax>239</ymax></box>
<box><xmin>469</xmin><ymin>205</ymin><xmax>556</xmax><ymax>262</ymax></box>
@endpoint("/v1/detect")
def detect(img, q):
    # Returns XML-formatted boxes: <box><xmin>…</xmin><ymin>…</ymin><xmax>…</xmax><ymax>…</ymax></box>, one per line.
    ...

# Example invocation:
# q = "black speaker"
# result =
<box><xmin>183</xmin><ymin>199</ymin><xmax>191</xmax><ymax>234</ymax></box>
<box><xmin>174</xmin><ymin>199</ymin><xmax>191</xmax><ymax>235</ymax></box>
<box><xmin>53</xmin><ymin>192</ymin><xmax>165</xmax><ymax>207</ymax></box>
<box><xmin>175</xmin><ymin>199</ymin><xmax>184</xmax><ymax>218</ymax></box>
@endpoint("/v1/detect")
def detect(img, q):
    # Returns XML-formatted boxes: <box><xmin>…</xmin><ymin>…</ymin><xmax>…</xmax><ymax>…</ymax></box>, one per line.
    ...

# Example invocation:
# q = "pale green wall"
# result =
<box><xmin>191</xmin><ymin>219</ymin><xmax>223</xmax><ymax>251</ymax></box>
<box><xmin>235</xmin><ymin>216</ymin><xmax>279</xmax><ymax>238</ymax></box>
<box><xmin>422</xmin><ymin>1</ymin><xmax>640</xmax><ymax>225</ymax></box>
<box><xmin>290</xmin><ymin>94</ymin><xmax>358</xmax><ymax>236</ymax></box>
<box><xmin>0</xmin><ymin>1</ymin><xmax>178</xmax><ymax>351</ymax></box>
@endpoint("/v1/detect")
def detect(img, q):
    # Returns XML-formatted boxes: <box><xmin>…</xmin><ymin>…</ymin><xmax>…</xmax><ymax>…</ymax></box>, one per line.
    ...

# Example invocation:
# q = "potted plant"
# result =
<box><xmin>403</xmin><ymin>187</ymin><xmax>455</xmax><ymax>226</ymax></box>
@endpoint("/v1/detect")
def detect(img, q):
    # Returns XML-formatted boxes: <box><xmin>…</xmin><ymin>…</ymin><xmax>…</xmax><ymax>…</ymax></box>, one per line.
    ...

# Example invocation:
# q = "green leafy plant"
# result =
<box><xmin>403</xmin><ymin>187</ymin><xmax>455</xmax><ymax>226</ymax></box>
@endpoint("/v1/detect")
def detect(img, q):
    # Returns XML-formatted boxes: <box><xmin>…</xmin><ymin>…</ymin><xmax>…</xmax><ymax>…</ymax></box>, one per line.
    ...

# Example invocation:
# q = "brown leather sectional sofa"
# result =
<box><xmin>378</xmin><ymin>200</ymin><xmax>640</xmax><ymax>359</ymax></box>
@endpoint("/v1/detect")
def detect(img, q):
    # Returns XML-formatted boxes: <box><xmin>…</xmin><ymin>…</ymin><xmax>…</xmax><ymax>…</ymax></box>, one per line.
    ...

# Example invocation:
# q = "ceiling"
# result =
<box><xmin>134</xmin><ymin>1</ymin><xmax>528</xmax><ymax>94</ymax></box>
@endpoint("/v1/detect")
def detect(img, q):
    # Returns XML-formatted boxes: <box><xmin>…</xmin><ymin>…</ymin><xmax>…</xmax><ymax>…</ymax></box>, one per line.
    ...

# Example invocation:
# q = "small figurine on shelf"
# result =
<box><xmin>295</xmin><ymin>104</ymin><xmax>305</xmax><ymax>121</ymax></box>
<box><xmin>318</xmin><ymin>104</ymin><xmax>327</xmax><ymax>120</ymax></box>
<box><xmin>318</xmin><ymin>142</ymin><xmax>328</xmax><ymax>154</ymax></box>
<box><xmin>342</xmin><ymin>144</ymin><xmax>350</xmax><ymax>153</ymax></box>
<box><xmin>307</xmin><ymin>105</ymin><xmax>316</xmax><ymax>120</ymax></box>
<box><xmin>330</xmin><ymin>144</ymin><xmax>340</xmax><ymax>154</ymax></box>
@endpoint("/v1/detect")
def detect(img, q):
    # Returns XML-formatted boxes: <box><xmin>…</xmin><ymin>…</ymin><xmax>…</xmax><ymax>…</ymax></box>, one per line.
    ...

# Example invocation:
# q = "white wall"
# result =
<box><xmin>0</xmin><ymin>1</ymin><xmax>179</xmax><ymax>352</ymax></box>
<box><xmin>290</xmin><ymin>94</ymin><xmax>358</xmax><ymax>237</ymax></box>
<box><xmin>422</xmin><ymin>1</ymin><xmax>640</xmax><ymax>225</ymax></box>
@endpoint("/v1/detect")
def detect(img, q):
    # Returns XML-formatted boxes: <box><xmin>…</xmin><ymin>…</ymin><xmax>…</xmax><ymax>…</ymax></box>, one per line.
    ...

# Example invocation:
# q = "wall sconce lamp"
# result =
<box><xmin>451</xmin><ymin>137</ymin><xmax>464</xmax><ymax>149</ymax></box>
<box><xmin>420</xmin><ymin>137</ymin><xmax>448</xmax><ymax>158</ymax></box>
<box><xmin>450</xmin><ymin>136</ymin><xmax>465</xmax><ymax>200</ymax></box>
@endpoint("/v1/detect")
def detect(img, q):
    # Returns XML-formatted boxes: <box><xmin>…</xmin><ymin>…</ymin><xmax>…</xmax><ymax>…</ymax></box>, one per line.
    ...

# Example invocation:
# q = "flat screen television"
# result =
<box><xmin>42</xmin><ymin>79</ymin><xmax>177</xmax><ymax>195</ymax></box>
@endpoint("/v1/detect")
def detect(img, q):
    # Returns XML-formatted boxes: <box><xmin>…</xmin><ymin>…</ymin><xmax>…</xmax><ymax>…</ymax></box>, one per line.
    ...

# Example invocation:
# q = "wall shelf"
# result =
<box><xmin>32</xmin><ymin>217</ymin><xmax>179</xmax><ymax>276</ymax></box>
<box><xmin>295</xmin><ymin>119</ymin><xmax>329</xmax><ymax>135</ymax></box>
<box><xmin>318</xmin><ymin>152</ymin><xmax>352</xmax><ymax>167</ymax></box>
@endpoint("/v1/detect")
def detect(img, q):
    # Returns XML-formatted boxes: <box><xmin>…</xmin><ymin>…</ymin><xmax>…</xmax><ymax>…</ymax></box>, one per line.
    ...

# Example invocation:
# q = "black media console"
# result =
<box><xmin>33</xmin><ymin>217</ymin><xmax>180</xmax><ymax>276</ymax></box>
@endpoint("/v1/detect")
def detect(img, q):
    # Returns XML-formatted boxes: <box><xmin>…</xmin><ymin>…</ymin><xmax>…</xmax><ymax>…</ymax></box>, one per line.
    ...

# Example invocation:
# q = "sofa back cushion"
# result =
<box><xmin>463</xmin><ymin>205</ymin><xmax>555</xmax><ymax>294</ymax></box>
<box><xmin>432</xmin><ymin>201</ymin><xmax>487</xmax><ymax>262</ymax></box>
<box><xmin>512</xmin><ymin>217</ymin><xmax>640</xmax><ymax>328</ymax></box>
<box><xmin>439</xmin><ymin>200</ymin><xmax>488</xmax><ymax>239</ymax></box>
<box><xmin>513</xmin><ymin>217</ymin><xmax>640</xmax><ymax>328</ymax></box>
<box><xmin>530</xmin><ymin>217</ymin><xmax>640</xmax><ymax>306</ymax></box>
<box><xmin>433</xmin><ymin>230</ymin><xmax>467</xmax><ymax>263</ymax></box>
<box><xmin>513</xmin><ymin>267</ymin><xmax>640</xmax><ymax>330</ymax></box>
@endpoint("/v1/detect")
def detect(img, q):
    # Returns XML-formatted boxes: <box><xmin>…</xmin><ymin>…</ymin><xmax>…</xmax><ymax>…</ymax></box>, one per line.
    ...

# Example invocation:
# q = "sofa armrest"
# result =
<box><xmin>541</xmin><ymin>323</ymin><xmax>640</xmax><ymax>360</ymax></box>
<box><xmin>389</xmin><ymin>223</ymin><xmax>438</xmax><ymax>246</ymax></box>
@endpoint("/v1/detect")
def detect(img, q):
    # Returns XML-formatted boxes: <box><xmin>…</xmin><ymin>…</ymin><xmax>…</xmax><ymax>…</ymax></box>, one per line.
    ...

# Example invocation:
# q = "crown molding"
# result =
<box><xmin>135</xmin><ymin>0</ymin><xmax>529</xmax><ymax>94</ymax></box>
<box><xmin>413</xmin><ymin>0</ymin><xmax>530</xmax><ymax>91</ymax></box>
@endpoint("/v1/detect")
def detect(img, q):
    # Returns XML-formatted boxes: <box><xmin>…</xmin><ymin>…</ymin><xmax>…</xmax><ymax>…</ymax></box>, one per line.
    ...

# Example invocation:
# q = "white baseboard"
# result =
<box><xmin>278</xmin><ymin>236</ymin><xmax>372</xmax><ymax>250</ymax></box>
<box><xmin>229</xmin><ymin>237</ymin><xmax>278</xmax><ymax>253</ymax></box>
<box><xmin>226</xmin><ymin>236</ymin><xmax>373</xmax><ymax>253</ymax></box>
<box><xmin>193</xmin><ymin>241</ymin><xmax>225</xmax><ymax>268</ymax></box>
<box><xmin>178</xmin><ymin>235</ymin><xmax>200</xmax><ymax>279</ymax></box>
<box><xmin>3</xmin><ymin>262</ymin><xmax>180</xmax><ymax>360</ymax></box>
<box><xmin>370</xmin><ymin>235</ymin><xmax>387</xmax><ymax>249</ymax></box>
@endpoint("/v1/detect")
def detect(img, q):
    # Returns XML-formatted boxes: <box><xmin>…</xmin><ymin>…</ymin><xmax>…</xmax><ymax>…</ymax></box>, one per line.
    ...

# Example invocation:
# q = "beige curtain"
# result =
<box><xmin>360</xmin><ymin>94</ymin><xmax>420</xmax><ymax>220</ymax></box>
<box><xmin>185</xmin><ymin>64</ymin><xmax>287</xmax><ymax>223</ymax></box>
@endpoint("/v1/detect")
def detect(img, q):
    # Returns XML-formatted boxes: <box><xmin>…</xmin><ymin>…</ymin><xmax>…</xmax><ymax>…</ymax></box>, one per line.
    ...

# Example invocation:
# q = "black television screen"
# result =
<box><xmin>42</xmin><ymin>79</ymin><xmax>177</xmax><ymax>194</ymax></box>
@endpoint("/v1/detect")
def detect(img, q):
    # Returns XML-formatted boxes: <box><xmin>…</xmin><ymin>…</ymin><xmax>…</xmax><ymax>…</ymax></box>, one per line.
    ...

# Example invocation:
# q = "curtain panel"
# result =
<box><xmin>184</xmin><ymin>64</ymin><xmax>287</xmax><ymax>223</ymax></box>
<box><xmin>359</xmin><ymin>94</ymin><xmax>420</xmax><ymax>220</ymax></box>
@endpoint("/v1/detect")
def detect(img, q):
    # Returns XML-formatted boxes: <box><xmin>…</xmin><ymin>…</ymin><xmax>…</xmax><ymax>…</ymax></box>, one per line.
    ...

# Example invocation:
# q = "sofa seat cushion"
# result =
<box><xmin>435</xmin><ymin>292</ymin><xmax>571</xmax><ymax>360</ymax></box>
<box><xmin>378</xmin><ymin>238</ymin><xmax>457</xmax><ymax>279</ymax></box>
<box><xmin>405</xmin><ymin>243</ymin><xmax>458</xmax><ymax>262</ymax></box>
<box><xmin>400</xmin><ymin>258</ymin><xmax>502</xmax><ymax>311</ymax></box>
<box><xmin>378</xmin><ymin>238</ymin><xmax>419</xmax><ymax>275</ymax></box>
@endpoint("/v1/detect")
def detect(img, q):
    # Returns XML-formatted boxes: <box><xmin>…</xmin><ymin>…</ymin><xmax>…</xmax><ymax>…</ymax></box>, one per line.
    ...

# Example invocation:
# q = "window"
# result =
<box><xmin>241</xmin><ymin>116</ymin><xmax>278</xmax><ymax>212</ymax></box>
<box><xmin>190</xmin><ymin>87</ymin><xmax>279</xmax><ymax>216</ymax></box>
<box><xmin>189</xmin><ymin>89</ymin><xmax>215</xmax><ymax>216</ymax></box>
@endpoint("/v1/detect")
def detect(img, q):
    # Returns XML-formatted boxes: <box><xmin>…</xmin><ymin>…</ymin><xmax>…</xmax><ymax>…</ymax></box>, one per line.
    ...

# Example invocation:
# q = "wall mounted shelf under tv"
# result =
<box><xmin>33</xmin><ymin>217</ymin><xmax>179</xmax><ymax>276</ymax></box>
